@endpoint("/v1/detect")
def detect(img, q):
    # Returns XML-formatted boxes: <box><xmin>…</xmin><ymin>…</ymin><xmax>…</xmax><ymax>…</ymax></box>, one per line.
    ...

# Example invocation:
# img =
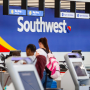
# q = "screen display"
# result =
<box><xmin>73</xmin><ymin>62</ymin><xmax>87</xmax><ymax>76</ymax></box>
<box><xmin>12</xmin><ymin>57</ymin><xmax>33</xmax><ymax>64</ymax></box>
<box><xmin>19</xmin><ymin>71</ymin><xmax>41</xmax><ymax>90</ymax></box>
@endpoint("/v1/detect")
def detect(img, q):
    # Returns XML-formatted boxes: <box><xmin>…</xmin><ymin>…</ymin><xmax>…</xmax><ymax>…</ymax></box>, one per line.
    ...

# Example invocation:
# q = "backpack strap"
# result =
<box><xmin>41</xmin><ymin>48</ymin><xmax>52</xmax><ymax>54</ymax></box>
<box><xmin>41</xmin><ymin>48</ymin><xmax>49</xmax><ymax>54</ymax></box>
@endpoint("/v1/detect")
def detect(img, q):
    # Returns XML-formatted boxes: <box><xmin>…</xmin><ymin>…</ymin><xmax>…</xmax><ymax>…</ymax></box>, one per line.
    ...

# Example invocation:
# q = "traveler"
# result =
<box><xmin>26</xmin><ymin>44</ymin><xmax>46</xmax><ymax>80</ymax></box>
<box><xmin>36</xmin><ymin>37</ymin><xmax>53</xmax><ymax>88</ymax></box>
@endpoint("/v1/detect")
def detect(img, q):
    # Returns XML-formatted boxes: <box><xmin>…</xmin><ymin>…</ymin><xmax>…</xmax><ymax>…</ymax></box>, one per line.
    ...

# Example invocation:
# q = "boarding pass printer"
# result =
<box><xmin>61</xmin><ymin>53</ymin><xmax>90</xmax><ymax>90</ymax></box>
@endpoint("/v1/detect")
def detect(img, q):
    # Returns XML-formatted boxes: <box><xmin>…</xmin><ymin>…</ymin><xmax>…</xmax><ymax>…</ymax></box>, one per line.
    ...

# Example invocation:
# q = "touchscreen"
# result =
<box><xmin>73</xmin><ymin>62</ymin><xmax>87</xmax><ymax>76</ymax></box>
<box><xmin>11</xmin><ymin>57</ymin><xmax>33</xmax><ymax>64</ymax></box>
<box><xmin>19</xmin><ymin>71</ymin><xmax>41</xmax><ymax>90</ymax></box>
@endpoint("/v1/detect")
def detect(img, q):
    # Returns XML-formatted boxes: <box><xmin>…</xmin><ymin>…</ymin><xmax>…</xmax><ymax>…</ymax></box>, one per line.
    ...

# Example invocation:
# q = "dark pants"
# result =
<box><xmin>41</xmin><ymin>71</ymin><xmax>53</xmax><ymax>88</ymax></box>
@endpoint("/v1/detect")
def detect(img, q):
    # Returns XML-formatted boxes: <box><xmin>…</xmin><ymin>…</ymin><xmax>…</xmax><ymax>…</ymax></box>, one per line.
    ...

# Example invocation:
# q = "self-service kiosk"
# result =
<box><xmin>61</xmin><ymin>53</ymin><xmax>90</xmax><ymax>90</ymax></box>
<box><xmin>4</xmin><ymin>57</ymin><xmax>63</xmax><ymax>90</ymax></box>
<box><xmin>5</xmin><ymin>57</ymin><xmax>44</xmax><ymax>90</ymax></box>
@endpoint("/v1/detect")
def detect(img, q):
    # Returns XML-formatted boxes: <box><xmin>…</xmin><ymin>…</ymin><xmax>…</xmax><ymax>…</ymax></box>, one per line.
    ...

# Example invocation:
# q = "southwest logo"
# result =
<box><xmin>67</xmin><ymin>26</ymin><xmax>71</xmax><ymax>33</ymax></box>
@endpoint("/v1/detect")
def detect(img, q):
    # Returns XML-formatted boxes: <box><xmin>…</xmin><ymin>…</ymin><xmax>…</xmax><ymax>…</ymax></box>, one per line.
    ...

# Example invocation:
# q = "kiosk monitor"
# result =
<box><xmin>5</xmin><ymin>57</ymin><xmax>44</xmax><ymax>90</ymax></box>
<box><xmin>65</xmin><ymin>53</ymin><xmax>89</xmax><ymax>80</ymax></box>
<box><xmin>72</xmin><ymin>62</ymin><xmax>87</xmax><ymax>76</ymax></box>
<box><xmin>19</xmin><ymin>71</ymin><xmax>41</xmax><ymax>90</ymax></box>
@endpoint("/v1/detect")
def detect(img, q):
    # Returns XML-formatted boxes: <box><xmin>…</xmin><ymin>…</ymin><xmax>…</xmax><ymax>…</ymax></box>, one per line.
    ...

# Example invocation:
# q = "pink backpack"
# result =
<box><xmin>46</xmin><ymin>53</ymin><xmax>60</xmax><ymax>79</ymax></box>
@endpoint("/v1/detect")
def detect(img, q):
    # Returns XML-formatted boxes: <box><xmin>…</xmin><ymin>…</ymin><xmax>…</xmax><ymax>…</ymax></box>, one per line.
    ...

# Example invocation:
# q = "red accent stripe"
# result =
<box><xmin>0</xmin><ymin>45</ymin><xmax>10</xmax><ymax>52</ymax></box>
<box><xmin>60</xmin><ymin>72</ymin><xmax>65</xmax><ymax>73</ymax></box>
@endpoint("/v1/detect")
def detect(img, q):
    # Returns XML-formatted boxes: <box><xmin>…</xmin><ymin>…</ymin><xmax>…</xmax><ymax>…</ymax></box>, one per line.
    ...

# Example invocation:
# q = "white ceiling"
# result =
<box><xmin>0</xmin><ymin>0</ymin><xmax>85</xmax><ymax>10</ymax></box>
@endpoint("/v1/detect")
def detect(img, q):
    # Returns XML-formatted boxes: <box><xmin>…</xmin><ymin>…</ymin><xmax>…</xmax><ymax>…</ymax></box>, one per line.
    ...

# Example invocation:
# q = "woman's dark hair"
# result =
<box><xmin>38</xmin><ymin>37</ymin><xmax>49</xmax><ymax>52</ymax></box>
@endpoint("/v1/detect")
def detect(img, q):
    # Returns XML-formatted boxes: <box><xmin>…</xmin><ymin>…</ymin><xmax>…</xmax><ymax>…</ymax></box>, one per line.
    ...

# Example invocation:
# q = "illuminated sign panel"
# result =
<box><xmin>76</xmin><ymin>13</ymin><xmax>89</xmax><ymax>19</ymax></box>
<box><xmin>60</xmin><ymin>12</ymin><xmax>75</xmax><ymax>18</ymax></box>
<box><xmin>27</xmin><ymin>10</ymin><xmax>43</xmax><ymax>16</ymax></box>
<box><xmin>9</xmin><ymin>9</ymin><xmax>26</xmax><ymax>15</ymax></box>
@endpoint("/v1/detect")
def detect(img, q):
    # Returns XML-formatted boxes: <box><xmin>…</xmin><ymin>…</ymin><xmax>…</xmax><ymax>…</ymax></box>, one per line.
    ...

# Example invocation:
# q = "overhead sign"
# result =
<box><xmin>27</xmin><ymin>10</ymin><xmax>43</xmax><ymax>16</ymax></box>
<box><xmin>1</xmin><ymin>5</ymin><xmax>90</xmax><ymax>52</ymax></box>
<box><xmin>60</xmin><ymin>12</ymin><xmax>75</xmax><ymax>18</ymax></box>
<box><xmin>76</xmin><ymin>13</ymin><xmax>89</xmax><ymax>19</ymax></box>
<box><xmin>9</xmin><ymin>9</ymin><xmax>26</xmax><ymax>15</ymax></box>
<box><xmin>64</xmin><ymin>0</ymin><xmax>90</xmax><ymax>2</ymax></box>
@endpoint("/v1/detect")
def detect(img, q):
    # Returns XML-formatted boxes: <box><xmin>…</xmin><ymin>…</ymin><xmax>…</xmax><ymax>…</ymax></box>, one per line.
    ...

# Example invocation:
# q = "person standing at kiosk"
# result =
<box><xmin>36</xmin><ymin>37</ymin><xmax>53</xmax><ymax>88</ymax></box>
<box><xmin>26</xmin><ymin>44</ymin><xmax>36</xmax><ymax>62</ymax></box>
<box><xmin>26</xmin><ymin>44</ymin><xmax>46</xmax><ymax>80</ymax></box>
<box><xmin>16</xmin><ymin>44</ymin><xmax>36</xmax><ymax>64</ymax></box>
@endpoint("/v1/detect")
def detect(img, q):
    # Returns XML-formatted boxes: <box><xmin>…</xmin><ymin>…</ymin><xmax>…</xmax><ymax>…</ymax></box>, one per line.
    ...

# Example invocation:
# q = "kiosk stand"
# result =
<box><xmin>61</xmin><ymin>53</ymin><xmax>90</xmax><ymax>90</ymax></box>
<box><xmin>5</xmin><ymin>57</ymin><xmax>63</xmax><ymax>90</ymax></box>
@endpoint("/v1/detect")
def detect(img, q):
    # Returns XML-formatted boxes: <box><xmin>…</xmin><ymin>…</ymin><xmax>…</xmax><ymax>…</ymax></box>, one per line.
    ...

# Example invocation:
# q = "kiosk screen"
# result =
<box><xmin>73</xmin><ymin>62</ymin><xmax>87</xmax><ymax>76</ymax></box>
<box><xmin>11</xmin><ymin>57</ymin><xmax>33</xmax><ymax>64</ymax></box>
<box><xmin>19</xmin><ymin>71</ymin><xmax>40</xmax><ymax>90</ymax></box>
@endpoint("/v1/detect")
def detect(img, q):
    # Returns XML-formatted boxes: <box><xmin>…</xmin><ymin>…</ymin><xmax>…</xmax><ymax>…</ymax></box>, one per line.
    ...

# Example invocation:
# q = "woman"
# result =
<box><xmin>36</xmin><ymin>37</ymin><xmax>53</xmax><ymax>88</ymax></box>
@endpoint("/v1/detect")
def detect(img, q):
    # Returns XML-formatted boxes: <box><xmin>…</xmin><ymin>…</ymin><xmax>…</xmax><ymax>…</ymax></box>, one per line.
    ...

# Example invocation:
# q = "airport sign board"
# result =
<box><xmin>60</xmin><ymin>12</ymin><xmax>75</xmax><ymax>18</ymax></box>
<box><xmin>76</xmin><ymin>13</ymin><xmax>89</xmax><ymax>19</ymax></box>
<box><xmin>27</xmin><ymin>10</ymin><xmax>43</xmax><ymax>16</ymax></box>
<box><xmin>9</xmin><ymin>9</ymin><xmax>26</xmax><ymax>15</ymax></box>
